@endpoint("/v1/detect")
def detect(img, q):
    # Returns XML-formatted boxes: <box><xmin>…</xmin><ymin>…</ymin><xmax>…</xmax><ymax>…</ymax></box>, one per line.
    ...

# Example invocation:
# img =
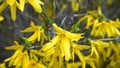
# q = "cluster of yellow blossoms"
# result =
<box><xmin>0</xmin><ymin>0</ymin><xmax>120</xmax><ymax>68</ymax></box>
<box><xmin>76</xmin><ymin>7</ymin><xmax>120</xmax><ymax>38</ymax></box>
<box><xmin>1</xmin><ymin>20</ymin><xmax>120</xmax><ymax>68</ymax></box>
<box><xmin>0</xmin><ymin>0</ymin><xmax>44</xmax><ymax>21</ymax></box>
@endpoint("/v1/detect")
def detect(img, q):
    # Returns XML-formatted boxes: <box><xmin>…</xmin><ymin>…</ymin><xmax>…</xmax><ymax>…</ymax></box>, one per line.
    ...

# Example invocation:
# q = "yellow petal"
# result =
<box><xmin>53</xmin><ymin>23</ymin><xmax>65</xmax><ymax>34</ymax></box>
<box><xmin>0</xmin><ymin>16</ymin><xmax>4</xmax><ymax>21</ymax></box>
<box><xmin>27</xmin><ymin>0</ymin><xmax>43</xmax><ymax>13</ymax></box>
<box><xmin>106</xmin><ymin>47</ymin><xmax>112</xmax><ymax>57</ymax></box>
<box><xmin>109</xmin><ymin>41</ymin><xmax>119</xmax><ymax>54</ymax></box>
<box><xmin>5</xmin><ymin>45</ymin><xmax>21</xmax><ymax>50</ymax></box>
<box><xmin>22</xmin><ymin>51</ymin><xmax>29</xmax><ymax>68</ymax></box>
<box><xmin>37</xmin><ymin>31</ymin><xmax>41</xmax><ymax>41</ymax></box>
<box><xmin>31</xmin><ymin>21</ymin><xmax>35</xmax><ymax>26</ymax></box>
<box><xmin>82</xmin><ymin>62</ymin><xmax>86</xmax><ymax>68</ymax></box>
<box><xmin>65</xmin><ymin>32</ymin><xmax>83</xmax><ymax>42</ymax></box>
<box><xmin>13</xmin><ymin>53</ymin><xmax>22</xmax><ymax>66</ymax></box>
<box><xmin>0</xmin><ymin>63</ymin><xmax>6</xmax><ymax>68</ymax></box>
<box><xmin>28</xmin><ymin>31</ymin><xmax>37</xmax><ymax>43</ymax></box>
<box><xmin>87</xmin><ymin>61</ymin><xmax>96</xmax><ymax>68</ymax></box>
<box><xmin>91</xmin><ymin>19</ymin><xmax>98</xmax><ymax>36</ymax></box>
<box><xmin>74</xmin><ymin>49</ymin><xmax>84</xmax><ymax>62</ymax></box>
<box><xmin>41</xmin><ymin>30</ymin><xmax>47</xmax><ymax>40</ymax></box>
<box><xmin>10</xmin><ymin>4</ymin><xmax>16</xmax><ymax>21</ymax></box>
<box><xmin>0</xmin><ymin>1</ymin><xmax>8</xmax><ymax>13</ymax></box>
<box><xmin>85</xmin><ymin>15</ymin><xmax>93</xmax><ymax>29</ymax></box>
<box><xmin>41</xmin><ymin>35</ymin><xmax>59</xmax><ymax>51</ymax></box>
<box><xmin>91</xmin><ymin>44</ymin><xmax>99</xmax><ymax>59</ymax></box>
<box><xmin>60</xmin><ymin>38</ymin><xmax>71</xmax><ymax>61</ymax></box>
<box><xmin>74</xmin><ymin>44</ymin><xmax>90</xmax><ymax>50</ymax></box>
<box><xmin>6</xmin><ymin>0</ymin><xmax>16</xmax><ymax>6</ymax></box>
<box><xmin>71</xmin><ymin>1</ymin><xmax>79</xmax><ymax>11</ymax></box>
<box><xmin>19</xmin><ymin>0</ymin><xmax>25</xmax><ymax>12</ymax></box>
<box><xmin>27</xmin><ymin>60</ymin><xmax>45</xmax><ymax>68</ymax></box>
<box><xmin>21</xmin><ymin>27</ymin><xmax>35</xmax><ymax>32</ymax></box>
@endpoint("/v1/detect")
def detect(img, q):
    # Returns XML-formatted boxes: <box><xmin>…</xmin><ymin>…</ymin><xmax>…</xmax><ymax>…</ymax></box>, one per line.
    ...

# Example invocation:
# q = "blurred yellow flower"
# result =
<box><xmin>42</xmin><ymin>23</ymin><xmax>83</xmax><ymax>61</ymax></box>
<box><xmin>5</xmin><ymin>41</ymin><xmax>23</xmax><ymax>50</ymax></box>
<box><xmin>0</xmin><ymin>63</ymin><xmax>5</xmax><ymax>68</ymax></box>
<box><xmin>29</xmin><ymin>49</ymin><xmax>44</xmax><ymax>61</ymax></box>
<box><xmin>4</xmin><ymin>45</ymin><xmax>25</xmax><ymax>67</ymax></box>
<box><xmin>27</xmin><ymin>60</ymin><xmax>45</xmax><ymax>68</ymax></box>
<box><xmin>0</xmin><ymin>16</ymin><xmax>4</xmax><ymax>21</ymax></box>
<box><xmin>71</xmin><ymin>1</ymin><xmax>79</xmax><ymax>12</ymax></box>
<box><xmin>106</xmin><ymin>41</ymin><xmax>119</xmax><ymax>57</ymax></box>
<box><xmin>91</xmin><ymin>20</ymin><xmax>120</xmax><ymax>37</ymax></box>
<box><xmin>0</xmin><ymin>0</ymin><xmax>44</xmax><ymax>21</ymax></box>
<box><xmin>91</xmin><ymin>40</ymin><xmax>109</xmax><ymax>58</ymax></box>
<box><xmin>21</xmin><ymin>21</ymin><xmax>47</xmax><ymax>44</ymax></box>
<box><xmin>74</xmin><ymin>47</ymin><xmax>97</xmax><ymax>68</ymax></box>
<box><xmin>107</xmin><ymin>53</ymin><xmax>120</xmax><ymax>68</ymax></box>
<box><xmin>27</xmin><ymin>0</ymin><xmax>44</xmax><ymax>13</ymax></box>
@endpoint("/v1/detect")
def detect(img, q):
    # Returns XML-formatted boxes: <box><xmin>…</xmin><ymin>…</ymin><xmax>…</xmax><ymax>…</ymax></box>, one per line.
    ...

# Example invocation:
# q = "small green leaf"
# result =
<box><xmin>22</xmin><ymin>37</ymin><xmax>32</xmax><ymax>47</ymax></box>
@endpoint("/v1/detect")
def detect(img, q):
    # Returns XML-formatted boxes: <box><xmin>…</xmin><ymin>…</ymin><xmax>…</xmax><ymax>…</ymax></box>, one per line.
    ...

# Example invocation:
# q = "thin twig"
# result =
<box><xmin>26</xmin><ymin>37</ymin><xmax>120</xmax><ymax>49</ymax></box>
<box><xmin>79</xmin><ymin>37</ymin><xmax>120</xmax><ymax>44</ymax></box>
<box><xmin>59</xmin><ymin>13</ymin><xmax>87</xmax><ymax>27</ymax></box>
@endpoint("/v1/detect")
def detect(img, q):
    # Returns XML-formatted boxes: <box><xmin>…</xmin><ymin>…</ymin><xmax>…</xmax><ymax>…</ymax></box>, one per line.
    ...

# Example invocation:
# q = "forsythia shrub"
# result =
<box><xmin>0</xmin><ymin>0</ymin><xmax>120</xmax><ymax>68</ymax></box>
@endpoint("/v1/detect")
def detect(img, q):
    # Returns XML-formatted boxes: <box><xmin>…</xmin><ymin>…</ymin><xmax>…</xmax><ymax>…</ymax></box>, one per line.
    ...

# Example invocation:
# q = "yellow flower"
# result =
<box><xmin>0</xmin><ymin>0</ymin><xmax>44</xmax><ymax>21</ymax></box>
<box><xmin>5</xmin><ymin>41</ymin><xmax>23</xmax><ymax>50</ymax></box>
<box><xmin>21</xmin><ymin>21</ymin><xmax>47</xmax><ymax>44</ymax></box>
<box><xmin>74</xmin><ymin>48</ymin><xmax>97</xmax><ymax>68</ymax></box>
<box><xmin>106</xmin><ymin>41</ymin><xmax>119</xmax><ymax>57</ymax></box>
<box><xmin>0</xmin><ymin>1</ymin><xmax>18</xmax><ymax>21</ymax></box>
<box><xmin>29</xmin><ymin>49</ymin><xmax>45</xmax><ymax>61</ymax></box>
<box><xmin>0</xmin><ymin>1</ymin><xmax>8</xmax><ymax>13</ymax></box>
<box><xmin>6</xmin><ymin>0</ymin><xmax>16</xmax><ymax>6</ymax></box>
<box><xmin>13</xmin><ymin>51</ymin><xmax>29</xmax><ymax>68</ymax></box>
<box><xmin>27</xmin><ymin>60</ymin><xmax>45</xmax><ymax>68</ymax></box>
<box><xmin>71</xmin><ymin>43</ymin><xmax>90</xmax><ymax>62</ymax></box>
<box><xmin>4</xmin><ymin>48</ymin><xmax>30</xmax><ymax>68</ymax></box>
<box><xmin>0</xmin><ymin>16</ymin><xmax>4</xmax><ymax>21</ymax></box>
<box><xmin>3</xmin><ymin>41</ymin><xmax>31</xmax><ymax>68</ymax></box>
<box><xmin>4</xmin><ymin>47</ymin><xmax>24</xmax><ymax>67</ymax></box>
<box><xmin>107</xmin><ymin>53</ymin><xmax>120</xmax><ymax>68</ymax></box>
<box><xmin>42</xmin><ymin>23</ymin><xmax>83</xmax><ymax>61</ymax></box>
<box><xmin>27</xmin><ymin>0</ymin><xmax>44</xmax><ymax>13</ymax></box>
<box><xmin>71</xmin><ymin>1</ymin><xmax>79</xmax><ymax>12</ymax></box>
<box><xmin>91</xmin><ymin>21</ymin><xmax>120</xmax><ymax>37</ymax></box>
<box><xmin>0</xmin><ymin>63</ymin><xmax>5</xmax><ymax>68</ymax></box>
<box><xmin>67</xmin><ymin>62</ymin><xmax>82</xmax><ymax>68</ymax></box>
<box><xmin>84</xmin><ymin>15</ymin><xmax>94</xmax><ymax>29</ymax></box>
<box><xmin>89</xmin><ymin>41</ymin><xmax>100</xmax><ymax>59</ymax></box>
<box><xmin>91</xmin><ymin>40</ymin><xmax>109</xmax><ymax>59</ymax></box>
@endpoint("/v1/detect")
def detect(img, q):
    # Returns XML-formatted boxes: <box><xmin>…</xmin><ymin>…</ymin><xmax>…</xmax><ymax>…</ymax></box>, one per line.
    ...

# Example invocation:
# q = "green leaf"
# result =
<box><xmin>22</xmin><ymin>37</ymin><xmax>32</xmax><ymax>47</ymax></box>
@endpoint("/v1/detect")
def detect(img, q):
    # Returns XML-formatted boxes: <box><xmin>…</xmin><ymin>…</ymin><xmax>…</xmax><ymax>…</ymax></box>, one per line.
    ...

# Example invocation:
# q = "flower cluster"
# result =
<box><xmin>0</xmin><ymin>0</ymin><xmax>44</xmax><ymax>21</ymax></box>
<box><xmin>0</xmin><ymin>1</ymin><xmax>120</xmax><ymax>68</ymax></box>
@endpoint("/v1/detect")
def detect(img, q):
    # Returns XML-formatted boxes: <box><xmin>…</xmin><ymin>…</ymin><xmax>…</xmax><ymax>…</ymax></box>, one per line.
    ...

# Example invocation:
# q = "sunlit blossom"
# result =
<box><xmin>71</xmin><ymin>1</ymin><xmax>79</xmax><ymax>12</ymax></box>
<box><xmin>0</xmin><ymin>0</ymin><xmax>44</xmax><ymax>21</ymax></box>
<box><xmin>0</xmin><ymin>16</ymin><xmax>4</xmax><ymax>21</ymax></box>
<box><xmin>91</xmin><ymin>40</ymin><xmax>109</xmax><ymax>59</ymax></box>
<box><xmin>27</xmin><ymin>60</ymin><xmax>45</xmax><ymax>68</ymax></box>
<box><xmin>27</xmin><ymin>0</ymin><xmax>44</xmax><ymax>13</ymax></box>
<box><xmin>91</xmin><ymin>20</ymin><xmax>120</xmax><ymax>37</ymax></box>
<box><xmin>106</xmin><ymin>41</ymin><xmax>119</xmax><ymax>57</ymax></box>
<box><xmin>0</xmin><ymin>63</ymin><xmax>5</xmax><ymax>68</ymax></box>
<box><xmin>21</xmin><ymin>21</ymin><xmax>47</xmax><ymax>44</ymax></box>
<box><xmin>42</xmin><ymin>23</ymin><xmax>83</xmax><ymax>61</ymax></box>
